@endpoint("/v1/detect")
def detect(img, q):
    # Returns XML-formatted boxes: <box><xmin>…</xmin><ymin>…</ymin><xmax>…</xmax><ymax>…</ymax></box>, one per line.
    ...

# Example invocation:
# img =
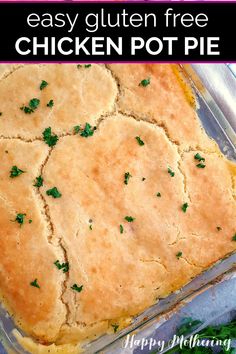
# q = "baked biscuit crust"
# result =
<box><xmin>0</xmin><ymin>64</ymin><xmax>235</xmax><ymax>351</ymax></box>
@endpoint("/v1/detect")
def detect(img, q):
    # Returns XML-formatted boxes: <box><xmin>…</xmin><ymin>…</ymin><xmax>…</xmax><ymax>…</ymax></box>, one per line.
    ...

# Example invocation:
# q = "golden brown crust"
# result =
<box><xmin>0</xmin><ymin>64</ymin><xmax>117</xmax><ymax>139</ymax></box>
<box><xmin>0</xmin><ymin>64</ymin><xmax>235</xmax><ymax>351</ymax></box>
<box><xmin>0</xmin><ymin>140</ymin><xmax>66</xmax><ymax>342</ymax></box>
<box><xmin>108</xmin><ymin>64</ymin><xmax>216</xmax><ymax>150</ymax></box>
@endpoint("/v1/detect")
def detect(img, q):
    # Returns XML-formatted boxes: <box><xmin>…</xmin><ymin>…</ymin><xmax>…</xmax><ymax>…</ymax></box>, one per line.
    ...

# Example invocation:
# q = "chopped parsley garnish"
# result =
<box><xmin>182</xmin><ymin>203</ymin><xmax>189</xmax><ymax>213</ymax></box>
<box><xmin>168</xmin><ymin>167</ymin><xmax>175</xmax><ymax>177</ymax></box>
<box><xmin>124</xmin><ymin>216</ymin><xmax>135</xmax><ymax>222</ymax></box>
<box><xmin>29</xmin><ymin>98</ymin><xmax>40</xmax><ymax>110</ymax></box>
<box><xmin>47</xmin><ymin>99</ymin><xmax>54</xmax><ymax>108</ymax></box>
<box><xmin>194</xmin><ymin>153</ymin><xmax>205</xmax><ymax>162</ymax></box>
<box><xmin>54</xmin><ymin>260</ymin><xmax>69</xmax><ymax>273</ymax></box>
<box><xmin>80</xmin><ymin>123</ymin><xmax>95</xmax><ymax>138</ymax></box>
<box><xmin>124</xmin><ymin>172</ymin><xmax>132</xmax><ymax>185</ymax></box>
<box><xmin>30</xmin><ymin>279</ymin><xmax>40</xmax><ymax>288</ymax></box>
<box><xmin>74</xmin><ymin>125</ymin><xmax>81</xmax><ymax>134</ymax></box>
<box><xmin>156</xmin><ymin>192</ymin><xmax>161</xmax><ymax>197</ymax></box>
<box><xmin>176</xmin><ymin>251</ymin><xmax>182</xmax><ymax>259</ymax></box>
<box><xmin>196</xmin><ymin>163</ymin><xmax>206</xmax><ymax>168</ymax></box>
<box><xmin>20</xmin><ymin>106</ymin><xmax>33</xmax><ymax>114</ymax></box>
<box><xmin>34</xmin><ymin>176</ymin><xmax>43</xmax><ymax>187</ymax></box>
<box><xmin>21</xmin><ymin>98</ymin><xmax>40</xmax><ymax>114</ymax></box>
<box><xmin>216</xmin><ymin>226</ymin><xmax>222</xmax><ymax>231</ymax></box>
<box><xmin>40</xmin><ymin>80</ymin><xmax>48</xmax><ymax>90</ymax></box>
<box><xmin>77</xmin><ymin>64</ymin><xmax>92</xmax><ymax>69</ymax></box>
<box><xmin>139</xmin><ymin>78</ymin><xmax>150</xmax><ymax>87</ymax></box>
<box><xmin>232</xmin><ymin>233</ymin><xmax>236</xmax><ymax>241</ymax></box>
<box><xmin>29</xmin><ymin>219</ymin><xmax>32</xmax><ymax>224</ymax></box>
<box><xmin>135</xmin><ymin>136</ymin><xmax>145</xmax><ymax>146</ymax></box>
<box><xmin>13</xmin><ymin>213</ymin><xmax>26</xmax><ymax>226</ymax></box>
<box><xmin>46</xmin><ymin>187</ymin><xmax>62</xmax><ymax>198</ymax></box>
<box><xmin>89</xmin><ymin>219</ymin><xmax>93</xmax><ymax>230</ymax></box>
<box><xmin>42</xmin><ymin>127</ymin><xmax>58</xmax><ymax>147</ymax></box>
<box><xmin>10</xmin><ymin>166</ymin><xmax>25</xmax><ymax>178</ymax></box>
<box><xmin>120</xmin><ymin>224</ymin><xmax>124</xmax><ymax>234</ymax></box>
<box><xmin>111</xmin><ymin>324</ymin><xmax>119</xmax><ymax>333</ymax></box>
<box><xmin>71</xmin><ymin>284</ymin><xmax>83</xmax><ymax>292</ymax></box>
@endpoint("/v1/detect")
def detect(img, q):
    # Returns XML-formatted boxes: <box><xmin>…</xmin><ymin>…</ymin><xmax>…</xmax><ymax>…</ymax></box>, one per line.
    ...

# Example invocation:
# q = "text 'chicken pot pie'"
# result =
<box><xmin>0</xmin><ymin>64</ymin><xmax>235</xmax><ymax>353</ymax></box>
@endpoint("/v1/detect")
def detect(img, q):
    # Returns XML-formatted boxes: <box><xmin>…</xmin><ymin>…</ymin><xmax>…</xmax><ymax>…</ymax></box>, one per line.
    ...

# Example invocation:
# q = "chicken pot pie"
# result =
<box><xmin>0</xmin><ymin>64</ymin><xmax>235</xmax><ymax>353</ymax></box>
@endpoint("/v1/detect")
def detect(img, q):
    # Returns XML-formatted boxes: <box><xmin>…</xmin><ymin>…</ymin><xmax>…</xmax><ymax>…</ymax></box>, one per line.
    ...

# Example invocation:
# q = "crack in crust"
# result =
<box><xmin>105</xmin><ymin>64</ymin><xmax>122</xmax><ymax>106</ymax></box>
<box><xmin>57</xmin><ymin>238</ymin><xmax>71</xmax><ymax>332</ymax></box>
<box><xmin>139</xmin><ymin>258</ymin><xmax>169</xmax><ymax>272</ymax></box>
<box><xmin>35</xmin><ymin>148</ymin><xmax>55</xmax><ymax>243</ymax></box>
<box><xmin>0</xmin><ymin>64</ymin><xmax>24</xmax><ymax>81</ymax></box>
<box><xmin>31</xmin><ymin>147</ymin><xmax>71</xmax><ymax>330</ymax></box>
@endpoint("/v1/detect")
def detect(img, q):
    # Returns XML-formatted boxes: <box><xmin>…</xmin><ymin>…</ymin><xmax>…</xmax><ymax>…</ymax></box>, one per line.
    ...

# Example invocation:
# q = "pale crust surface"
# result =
<box><xmin>0</xmin><ymin>64</ymin><xmax>235</xmax><ymax>352</ymax></box>
<box><xmin>0</xmin><ymin>64</ymin><xmax>117</xmax><ymax>138</ymax></box>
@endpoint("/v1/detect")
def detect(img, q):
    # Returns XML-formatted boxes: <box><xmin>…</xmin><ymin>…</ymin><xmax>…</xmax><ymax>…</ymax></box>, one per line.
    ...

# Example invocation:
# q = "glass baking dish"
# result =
<box><xmin>0</xmin><ymin>63</ymin><xmax>235</xmax><ymax>354</ymax></box>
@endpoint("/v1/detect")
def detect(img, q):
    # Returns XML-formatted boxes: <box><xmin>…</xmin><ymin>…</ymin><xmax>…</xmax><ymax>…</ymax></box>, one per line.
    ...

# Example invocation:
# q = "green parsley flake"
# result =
<box><xmin>168</xmin><ymin>167</ymin><xmax>175</xmax><ymax>177</ymax></box>
<box><xmin>194</xmin><ymin>153</ymin><xmax>205</xmax><ymax>162</ymax></box>
<box><xmin>43</xmin><ymin>127</ymin><xmax>59</xmax><ymax>147</ymax></box>
<box><xmin>21</xmin><ymin>98</ymin><xmax>40</xmax><ymax>113</ymax></box>
<box><xmin>74</xmin><ymin>125</ymin><xmax>81</xmax><ymax>134</ymax></box>
<box><xmin>29</xmin><ymin>98</ymin><xmax>40</xmax><ymax>110</ymax></box>
<box><xmin>111</xmin><ymin>324</ymin><xmax>119</xmax><ymax>333</ymax></box>
<box><xmin>77</xmin><ymin>64</ymin><xmax>92</xmax><ymax>69</ymax></box>
<box><xmin>14</xmin><ymin>213</ymin><xmax>26</xmax><ymax>226</ymax></box>
<box><xmin>89</xmin><ymin>219</ymin><xmax>93</xmax><ymax>230</ymax></box>
<box><xmin>124</xmin><ymin>216</ymin><xmax>135</xmax><ymax>222</ymax></box>
<box><xmin>30</xmin><ymin>279</ymin><xmax>40</xmax><ymax>288</ymax></box>
<box><xmin>156</xmin><ymin>192</ymin><xmax>161</xmax><ymax>197</ymax></box>
<box><xmin>176</xmin><ymin>251</ymin><xmax>182</xmax><ymax>259</ymax></box>
<box><xmin>47</xmin><ymin>99</ymin><xmax>54</xmax><ymax>108</ymax></box>
<box><xmin>139</xmin><ymin>78</ymin><xmax>150</xmax><ymax>87</ymax></box>
<box><xmin>196</xmin><ymin>163</ymin><xmax>206</xmax><ymax>168</ymax></box>
<box><xmin>71</xmin><ymin>284</ymin><xmax>83</xmax><ymax>292</ymax></box>
<box><xmin>182</xmin><ymin>203</ymin><xmax>189</xmax><ymax>213</ymax></box>
<box><xmin>34</xmin><ymin>176</ymin><xmax>43</xmax><ymax>188</ymax></box>
<box><xmin>232</xmin><ymin>233</ymin><xmax>236</xmax><ymax>241</ymax></box>
<box><xmin>216</xmin><ymin>226</ymin><xmax>222</xmax><ymax>231</ymax></box>
<box><xmin>124</xmin><ymin>172</ymin><xmax>132</xmax><ymax>185</ymax></box>
<box><xmin>135</xmin><ymin>136</ymin><xmax>145</xmax><ymax>146</ymax></box>
<box><xmin>120</xmin><ymin>224</ymin><xmax>124</xmax><ymax>234</ymax></box>
<box><xmin>20</xmin><ymin>106</ymin><xmax>33</xmax><ymax>114</ymax></box>
<box><xmin>54</xmin><ymin>260</ymin><xmax>69</xmax><ymax>273</ymax></box>
<box><xmin>10</xmin><ymin>166</ymin><xmax>25</xmax><ymax>178</ymax></box>
<box><xmin>46</xmin><ymin>187</ymin><xmax>62</xmax><ymax>199</ymax></box>
<box><xmin>40</xmin><ymin>80</ymin><xmax>48</xmax><ymax>90</ymax></box>
<box><xmin>29</xmin><ymin>219</ymin><xmax>32</xmax><ymax>224</ymax></box>
<box><xmin>80</xmin><ymin>123</ymin><xmax>95</xmax><ymax>138</ymax></box>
